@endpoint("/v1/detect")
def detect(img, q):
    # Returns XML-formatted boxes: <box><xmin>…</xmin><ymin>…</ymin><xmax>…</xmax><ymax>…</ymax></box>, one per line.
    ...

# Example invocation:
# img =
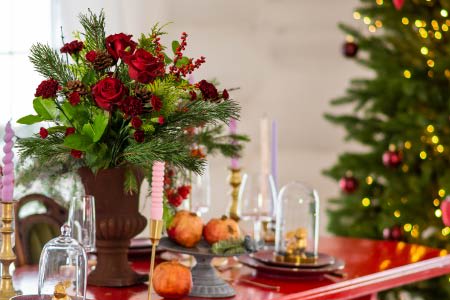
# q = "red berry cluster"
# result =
<box><xmin>164</xmin><ymin>168</ymin><xmax>191</xmax><ymax>207</ymax></box>
<box><xmin>152</xmin><ymin>35</ymin><xmax>165</xmax><ymax>61</ymax></box>
<box><xmin>169</xmin><ymin>32</ymin><xmax>206</xmax><ymax>77</ymax></box>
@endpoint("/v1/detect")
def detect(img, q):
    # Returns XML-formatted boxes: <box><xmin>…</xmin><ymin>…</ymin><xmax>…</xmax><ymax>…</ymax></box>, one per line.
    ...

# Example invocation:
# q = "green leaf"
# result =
<box><xmin>82</xmin><ymin>124</ymin><xmax>95</xmax><ymax>140</ymax></box>
<box><xmin>164</xmin><ymin>53</ymin><xmax>173</xmax><ymax>64</ymax></box>
<box><xmin>33</xmin><ymin>97</ymin><xmax>58</xmax><ymax>120</ymax></box>
<box><xmin>82</xmin><ymin>69</ymin><xmax>96</xmax><ymax>86</ymax></box>
<box><xmin>124</xmin><ymin>167</ymin><xmax>138</xmax><ymax>195</ymax></box>
<box><xmin>47</xmin><ymin>126</ymin><xmax>66</xmax><ymax>134</ymax></box>
<box><xmin>17</xmin><ymin>115</ymin><xmax>43</xmax><ymax>125</ymax></box>
<box><xmin>171</xmin><ymin>40</ymin><xmax>180</xmax><ymax>54</ymax></box>
<box><xmin>175</xmin><ymin>56</ymin><xmax>189</xmax><ymax>68</ymax></box>
<box><xmin>63</xmin><ymin>133</ymin><xmax>93</xmax><ymax>151</ymax></box>
<box><xmin>92</xmin><ymin>113</ymin><xmax>109</xmax><ymax>142</ymax></box>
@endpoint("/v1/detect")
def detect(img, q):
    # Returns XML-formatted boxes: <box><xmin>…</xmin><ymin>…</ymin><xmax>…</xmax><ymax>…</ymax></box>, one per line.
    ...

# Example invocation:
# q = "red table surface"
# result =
<box><xmin>13</xmin><ymin>236</ymin><xmax>450</xmax><ymax>300</ymax></box>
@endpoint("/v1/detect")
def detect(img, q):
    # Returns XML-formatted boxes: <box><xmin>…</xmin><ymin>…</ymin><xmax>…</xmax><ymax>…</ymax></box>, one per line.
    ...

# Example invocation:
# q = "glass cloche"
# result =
<box><xmin>275</xmin><ymin>181</ymin><xmax>320</xmax><ymax>264</ymax></box>
<box><xmin>38</xmin><ymin>224</ymin><xmax>87</xmax><ymax>300</ymax></box>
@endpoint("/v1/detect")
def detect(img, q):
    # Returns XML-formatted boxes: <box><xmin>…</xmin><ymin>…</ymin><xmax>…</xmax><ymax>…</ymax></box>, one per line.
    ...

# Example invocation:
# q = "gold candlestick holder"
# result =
<box><xmin>0</xmin><ymin>201</ymin><xmax>17</xmax><ymax>300</ymax></box>
<box><xmin>228</xmin><ymin>168</ymin><xmax>242</xmax><ymax>222</ymax></box>
<box><xmin>147</xmin><ymin>219</ymin><xmax>164</xmax><ymax>300</ymax></box>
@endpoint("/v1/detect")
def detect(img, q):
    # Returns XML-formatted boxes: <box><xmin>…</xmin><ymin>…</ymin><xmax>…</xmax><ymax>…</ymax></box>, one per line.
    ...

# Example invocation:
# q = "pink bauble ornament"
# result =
<box><xmin>392</xmin><ymin>0</ymin><xmax>405</xmax><ymax>10</ymax></box>
<box><xmin>339</xmin><ymin>175</ymin><xmax>358</xmax><ymax>194</ymax></box>
<box><xmin>441</xmin><ymin>197</ymin><xmax>450</xmax><ymax>226</ymax></box>
<box><xmin>383</xmin><ymin>150</ymin><xmax>402</xmax><ymax>168</ymax></box>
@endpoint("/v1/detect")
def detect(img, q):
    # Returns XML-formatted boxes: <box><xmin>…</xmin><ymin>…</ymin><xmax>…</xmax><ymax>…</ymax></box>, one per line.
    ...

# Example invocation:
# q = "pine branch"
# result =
<box><xmin>16</xmin><ymin>134</ymin><xmax>72</xmax><ymax>167</ymax></box>
<box><xmin>29</xmin><ymin>43</ymin><xmax>73</xmax><ymax>84</ymax></box>
<box><xmin>79</xmin><ymin>9</ymin><xmax>106</xmax><ymax>51</ymax></box>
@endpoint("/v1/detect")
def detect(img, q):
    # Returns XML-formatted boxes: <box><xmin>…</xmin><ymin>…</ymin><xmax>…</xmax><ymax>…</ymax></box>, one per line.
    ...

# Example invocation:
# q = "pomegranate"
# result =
<box><xmin>153</xmin><ymin>261</ymin><xmax>192</xmax><ymax>299</ymax></box>
<box><xmin>203</xmin><ymin>216</ymin><xmax>240</xmax><ymax>245</ymax></box>
<box><xmin>167</xmin><ymin>210</ymin><xmax>203</xmax><ymax>248</ymax></box>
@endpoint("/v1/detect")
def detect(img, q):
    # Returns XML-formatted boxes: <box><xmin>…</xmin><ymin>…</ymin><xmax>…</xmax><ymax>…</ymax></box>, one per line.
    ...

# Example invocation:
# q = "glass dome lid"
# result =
<box><xmin>38</xmin><ymin>224</ymin><xmax>87</xmax><ymax>300</ymax></box>
<box><xmin>274</xmin><ymin>181</ymin><xmax>320</xmax><ymax>265</ymax></box>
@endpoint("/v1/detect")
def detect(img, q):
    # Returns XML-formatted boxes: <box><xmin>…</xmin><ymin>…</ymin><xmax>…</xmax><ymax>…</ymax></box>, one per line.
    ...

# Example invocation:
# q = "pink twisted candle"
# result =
<box><xmin>1</xmin><ymin>121</ymin><xmax>14</xmax><ymax>202</ymax></box>
<box><xmin>150</xmin><ymin>161</ymin><xmax>165</xmax><ymax>220</ymax></box>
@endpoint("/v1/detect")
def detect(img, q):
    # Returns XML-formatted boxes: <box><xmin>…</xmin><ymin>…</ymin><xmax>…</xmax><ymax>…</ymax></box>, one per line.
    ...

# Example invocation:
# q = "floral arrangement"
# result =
<box><xmin>16</xmin><ymin>10</ymin><xmax>247</xmax><ymax>194</ymax></box>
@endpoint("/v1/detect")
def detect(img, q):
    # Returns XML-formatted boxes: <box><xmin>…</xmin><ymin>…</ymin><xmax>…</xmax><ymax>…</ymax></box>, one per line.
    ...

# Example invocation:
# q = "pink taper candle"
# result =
<box><xmin>1</xmin><ymin>121</ymin><xmax>14</xmax><ymax>202</ymax></box>
<box><xmin>150</xmin><ymin>161</ymin><xmax>165</xmax><ymax>220</ymax></box>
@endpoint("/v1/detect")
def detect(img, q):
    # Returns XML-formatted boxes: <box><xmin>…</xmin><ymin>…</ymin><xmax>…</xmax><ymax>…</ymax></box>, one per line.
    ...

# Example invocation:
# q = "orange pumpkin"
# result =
<box><xmin>153</xmin><ymin>261</ymin><xmax>192</xmax><ymax>299</ymax></box>
<box><xmin>203</xmin><ymin>216</ymin><xmax>240</xmax><ymax>245</ymax></box>
<box><xmin>167</xmin><ymin>210</ymin><xmax>203</xmax><ymax>248</ymax></box>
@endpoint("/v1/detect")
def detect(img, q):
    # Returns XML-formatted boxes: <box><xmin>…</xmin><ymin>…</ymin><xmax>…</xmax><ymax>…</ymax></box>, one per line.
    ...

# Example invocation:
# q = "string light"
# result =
<box><xmin>443</xmin><ymin>24</ymin><xmax>449</xmax><ymax>31</ymax></box>
<box><xmin>442</xmin><ymin>227</ymin><xmax>450</xmax><ymax>236</ymax></box>
<box><xmin>394</xmin><ymin>210</ymin><xmax>401</xmax><ymax>218</ymax></box>
<box><xmin>375</xmin><ymin>20</ymin><xmax>383</xmax><ymax>28</ymax></box>
<box><xmin>441</xmin><ymin>9</ymin><xmax>449</xmax><ymax>18</ymax></box>
<box><xmin>403</xmin><ymin>70</ymin><xmax>411</xmax><ymax>78</ymax></box>
<box><xmin>427</xmin><ymin>59</ymin><xmax>435</xmax><ymax>67</ymax></box>
<box><xmin>432</xmin><ymin>20</ymin><xmax>439</xmax><ymax>30</ymax></box>
<box><xmin>428</xmin><ymin>70</ymin><xmax>434</xmax><ymax>78</ymax></box>
<box><xmin>376</xmin><ymin>0</ymin><xmax>383</xmax><ymax>5</ymax></box>
<box><xmin>420</xmin><ymin>47</ymin><xmax>429</xmax><ymax>55</ymax></box>
<box><xmin>435</xmin><ymin>209</ymin><xmax>443</xmax><ymax>218</ymax></box>
<box><xmin>404</xmin><ymin>223</ymin><xmax>412</xmax><ymax>232</ymax></box>
<box><xmin>415</xmin><ymin>20</ymin><xmax>425</xmax><ymax>27</ymax></box>
<box><xmin>411</xmin><ymin>228</ymin><xmax>419</xmax><ymax>238</ymax></box>
<box><xmin>402</xmin><ymin>164</ymin><xmax>409</xmax><ymax>172</ymax></box>
<box><xmin>404</xmin><ymin>141</ymin><xmax>412</xmax><ymax>149</ymax></box>
<box><xmin>419</xmin><ymin>28</ymin><xmax>428</xmax><ymax>38</ymax></box>
<box><xmin>434</xmin><ymin>198</ymin><xmax>441</xmax><ymax>207</ymax></box>
<box><xmin>402</xmin><ymin>17</ymin><xmax>409</xmax><ymax>25</ymax></box>
<box><xmin>437</xmin><ymin>145</ymin><xmax>444</xmax><ymax>153</ymax></box>
<box><xmin>435</xmin><ymin>32</ymin><xmax>442</xmax><ymax>39</ymax></box>
<box><xmin>420</xmin><ymin>151</ymin><xmax>427</xmax><ymax>159</ymax></box>
<box><xmin>431</xmin><ymin>135</ymin><xmax>439</xmax><ymax>143</ymax></box>
<box><xmin>366</xmin><ymin>176</ymin><xmax>373</xmax><ymax>185</ymax></box>
<box><xmin>362</xmin><ymin>197</ymin><xmax>371</xmax><ymax>207</ymax></box>
<box><xmin>445</xmin><ymin>69</ymin><xmax>450</xmax><ymax>78</ymax></box>
<box><xmin>401</xmin><ymin>197</ymin><xmax>408</xmax><ymax>204</ymax></box>
<box><xmin>364</xmin><ymin>17</ymin><xmax>371</xmax><ymax>25</ymax></box>
<box><xmin>439</xmin><ymin>189</ymin><xmax>446</xmax><ymax>197</ymax></box>
<box><xmin>369</xmin><ymin>25</ymin><xmax>377</xmax><ymax>32</ymax></box>
<box><xmin>353</xmin><ymin>11</ymin><xmax>361</xmax><ymax>20</ymax></box>
<box><xmin>427</xmin><ymin>125</ymin><xmax>435</xmax><ymax>133</ymax></box>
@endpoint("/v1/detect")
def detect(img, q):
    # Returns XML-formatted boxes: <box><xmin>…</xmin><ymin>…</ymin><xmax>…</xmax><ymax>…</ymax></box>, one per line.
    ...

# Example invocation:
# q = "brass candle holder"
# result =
<box><xmin>228</xmin><ymin>168</ymin><xmax>242</xmax><ymax>222</ymax></box>
<box><xmin>147</xmin><ymin>219</ymin><xmax>164</xmax><ymax>300</ymax></box>
<box><xmin>0</xmin><ymin>201</ymin><xmax>17</xmax><ymax>300</ymax></box>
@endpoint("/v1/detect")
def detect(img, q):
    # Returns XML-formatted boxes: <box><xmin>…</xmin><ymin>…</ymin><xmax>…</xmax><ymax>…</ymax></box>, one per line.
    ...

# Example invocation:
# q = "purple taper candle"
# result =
<box><xmin>271</xmin><ymin>120</ymin><xmax>278</xmax><ymax>190</ymax></box>
<box><xmin>229</xmin><ymin>118</ymin><xmax>239</xmax><ymax>169</ymax></box>
<box><xmin>2</xmin><ymin>121</ymin><xmax>14</xmax><ymax>202</ymax></box>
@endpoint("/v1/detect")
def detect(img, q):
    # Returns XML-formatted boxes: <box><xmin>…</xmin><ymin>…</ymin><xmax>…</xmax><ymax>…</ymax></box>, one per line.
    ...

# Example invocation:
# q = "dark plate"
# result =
<box><xmin>252</xmin><ymin>250</ymin><xmax>335</xmax><ymax>268</ymax></box>
<box><xmin>239</xmin><ymin>254</ymin><xmax>344</xmax><ymax>279</ymax></box>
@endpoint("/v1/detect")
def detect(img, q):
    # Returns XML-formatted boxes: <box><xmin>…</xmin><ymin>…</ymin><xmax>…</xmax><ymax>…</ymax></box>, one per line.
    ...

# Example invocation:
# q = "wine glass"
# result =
<box><xmin>238</xmin><ymin>172</ymin><xmax>277</xmax><ymax>242</ymax></box>
<box><xmin>189</xmin><ymin>163</ymin><xmax>211</xmax><ymax>217</ymax></box>
<box><xmin>68</xmin><ymin>195</ymin><xmax>96</xmax><ymax>253</ymax></box>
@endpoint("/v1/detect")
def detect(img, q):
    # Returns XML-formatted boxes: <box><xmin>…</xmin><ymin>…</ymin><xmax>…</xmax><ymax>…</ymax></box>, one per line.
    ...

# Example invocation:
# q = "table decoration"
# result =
<box><xmin>0</xmin><ymin>121</ymin><xmax>18</xmax><ymax>300</ymax></box>
<box><xmin>16</xmin><ymin>9</ymin><xmax>243</xmax><ymax>286</ymax></box>
<box><xmin>227</xmin><ymin>167</ymin><xmax>242</xmax><ymax>221</ymax></box>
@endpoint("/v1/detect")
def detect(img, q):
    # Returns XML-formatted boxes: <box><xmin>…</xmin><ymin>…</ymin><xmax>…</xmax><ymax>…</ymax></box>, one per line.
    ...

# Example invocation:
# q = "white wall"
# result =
<box><xmin>55</xmin><ymin>0</ymin><xmax>363</xmax><ymax>235</ymax></box>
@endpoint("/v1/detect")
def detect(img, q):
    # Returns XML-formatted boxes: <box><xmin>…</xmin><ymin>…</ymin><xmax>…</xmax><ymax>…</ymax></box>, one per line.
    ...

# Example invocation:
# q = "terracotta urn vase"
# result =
<box><xmin>78</xmin><ymin>166</ymin><xmax>147</xmax><ymax>287</ymax></box>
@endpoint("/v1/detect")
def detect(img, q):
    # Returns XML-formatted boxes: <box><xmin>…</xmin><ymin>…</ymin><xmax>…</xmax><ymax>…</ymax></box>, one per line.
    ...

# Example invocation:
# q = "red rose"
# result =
<box><xmin>123</xmin><ymin>49</ymin><xmax>165</xmax><ymax>84</ymax></box>
<box><xmin>120</xmin><ymin>96</ymin><xmax>143</xmax><ymax>116</ymax></box>
<box><xmin>177</xmin><ymin>185</ymin><xmax>191</xmax><ymax>199</ymax></box>
<box><xmin>150</xmin><ymin>95</ymin><xmax>162</xmax><ymax>111</ymax></box>
<box><xmin>35</xmin><ymin>78</ymin><xmax>59</xmax><ymax>99</ymax></box>
<box><xmin>222</xmin><ymin>89</ymin><xmax>229</xmax><ymax>100</ymax></box>
<box><xmin>198</xmin><ymin>80</ymin><xmax>218</xmax><ymax>100</ymax></box>
<box><xmin>65</xmin><ymin>127</ymin><xmax>76</xmax><ymax>136</ymax></box>
<box><xmin>60</xmin><ymin>40</ymin><xmax>84</xmax><ymax>55</ymax></box>
<box><xmin>131</xmin><ymin>116</ymin><xmax>142</xmax><ymax>129</ymax></box>
<box><xmin>68</xmin><ymin>92</ymin><xmax>81</xmax><ymax>106</ymax></box>
<box><xmin>168</xmin><ymin>193</ymin><xmax>183</xmax><ymax>207</ymax></box>
<box><xmin>158</xmin><ymin>116</ymin><xmax>164</xmax><ymax>125</ymax></box>
<box><xmin>92</xmin><ymin>77</ymin><xmax>126</xmax><ymax>111</ymax></box>
<box><xmin>39</xmin><ymin>127</ymin><xmax>48</xmax><ymax>139</ymax></box>
<box><xmin>70</xmin><ymin>149</ymin><xmax>83</xmax><ymax>159</ymax></box>
<box><xmin>189</xmin><ymin>91</ymin><xmax>197</xmax><ymax>101</ymax></box>
<box><xmin>134</xmin><ymin>130</ymin><xmax>145</xmax><ymax>143</ymax></box>
<box><xmin>85</xmin><ymin>50</ymin><xmax>97</xmax><ymax>63</ymax></box>
<box><xmin>105</xmin><ymin>33</ymin><xmax>137</xmax><ymax>60</ymax></box>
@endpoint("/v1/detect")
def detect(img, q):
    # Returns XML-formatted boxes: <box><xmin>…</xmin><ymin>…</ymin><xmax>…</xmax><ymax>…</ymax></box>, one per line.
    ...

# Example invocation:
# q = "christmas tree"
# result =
<box><xmin>325</xmin><ymin>0</ymin><xmax>450</xmax><ymax>298</ymax></box>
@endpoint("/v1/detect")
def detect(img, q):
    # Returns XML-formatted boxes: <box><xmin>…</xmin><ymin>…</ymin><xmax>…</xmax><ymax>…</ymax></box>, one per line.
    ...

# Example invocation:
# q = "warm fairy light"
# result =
<box><xmin>404</xmin><ymin>141</ymin><xmax>412</xmax><ymax>149</ymax></box>
<box><xmin>415</xmin><ymin>20</ymin><xmax>423</xmax><ymax>27</ymax></box>
<box><xmin>362</xmin><ymin>197</ymin><xmax>371</xmax><ymax>207</ymax></box>
<box><xmin>419</xmin><ymin>28</ymin><xmax>428</xmax><ymax>38</ymax></box>
<box><xmin>346</xmin><ymin>35</ymin><xmax>355</xmax><ymax>42</ymax></box>
<box><xmin>437</xmin><ymin>145</ymin><xmax>444</xmax><ymax>153</ymax></box>
<box><xmin>369</xmin><ymin>25</ymin><xmax>377</xmax><ymax>32</ymax></box>
<box><xmin>402</xmin><ymin>17</ymin><xmax>409</xmax><ymax>25</ymax></box>
<box><xmin>404</xmin><ymin>223</ymin><xmax>412</xmax><ymax>232</ymax></box>
<box><xmin>440</xmin><ymin>249</ymin><xmax>448</xmax><ymax>257</ymax></box>
<box><xmin>431</xmin><ymin>135</ymin><xmax>439</xmax><ymax>143</ymax></box>
<box><xmin>402</xmin><ymin>164</ymin><xmax>409</xmax><ymax>172</ymax></box>
<box><xmin>364</xmin><ymin>17</ymin><xmax>371</xmax><ymax>25</ymax></box>
<box><xmin>353</xmin><ymin>11</ymin><xmax>361</xmax><ymax>20</ymax></box>
<box><xmin>375</xmin><ymin>20</ymin><xmax>383</xmax><ymax>28</ymax></box>
<box><xmin>428</xmin><ymin>70</ymin><xmax>434</xmax><ymax>78</ymax></box>
<box><xmin>401</xmin><ymin>197</ymin><xmax>408</xmax><ymax>204</ymax></box>
<box><xmin>420</xmin><ymin>47</ymin><xmax>429</xmax><ymax>55</ymax></box>
<box><xmin>427</xmin><ymin>59</ymin><xmax>435</xmax><ymax>67</ymax></box>
<box><xmin>434</xmin><ymin>198</ymin><xmax>441</xmax><ymax>207</ymax></box>
<box><xmin>420</xmin><ymin>151</ymin><xmax>427</xmax><ymax>159</ymax></box>
<box><xmin>445</xmin><ymin>69</ymin><xmax>450</xmax><ymax>78</ymax></box>
<box><xmin>442</xmin><ymin>227</ymin><xmax>450</xmax><ymax>236</ymax></box>
<box><xmin>376</xmin><ymin>0</ymin><xmax>383</xmax><ymax>5</ymax></box>
<box><xmin>366</xmin><ymin>176</ymin><xmax>373</xmax><ymax>185</ymax></box>
<box><xmin>439</xmin><ymin>189</ymin><xmax>446</xmax><ymax>197</ymax></box>
<box><xmin>411</xmin><ymin>228</ymin><xmax>419</xmax><ymax>238</ymax></box>
<box><xmin>427</xmin><ymin>124</ymin><xmax>435</xmax><ymax>133</ymax></box>
<box><xmin>403</xmin><ymin>70</ymin><xmax>411</xmax><ymax>78</ymax></box>
<box><xmin>394</xmin><ymin>210</ymin><xmax>401</xmax><ymax>218</ymax></box>
<box><xmin>441</xmin><ymin>9</ymin><xmax>449</xmax><ymax>18</ymax></box>
<box><xmin>443</xmin><ymin>24</ymin><xmax>449</xmax><ymax>32</ymax></box>
<box><xmin>435</xmin><ymin>32</ymin><xmax>442</xmax><ymax>39</ymax></box>
<box><xmin>435</xmin><ymin>209</ymin><xmax>443</xmax><ymax>218</ymax></box>
<box><xmin>432</xmin><ymin>20</ymin><xmax>439</xmax><ymax>30</ymax></box>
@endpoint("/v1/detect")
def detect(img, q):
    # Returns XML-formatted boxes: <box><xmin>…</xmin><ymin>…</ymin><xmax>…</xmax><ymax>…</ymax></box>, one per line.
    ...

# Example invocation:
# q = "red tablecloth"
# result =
<box><xmin>13</xmin><ymin>236</ymin><xmax>450</xmax><ymax>300</ymax></box>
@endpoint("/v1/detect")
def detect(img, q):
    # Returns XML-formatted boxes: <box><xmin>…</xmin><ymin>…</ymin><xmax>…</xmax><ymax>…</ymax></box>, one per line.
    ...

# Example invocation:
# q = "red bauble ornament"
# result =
<box><xmin>383</xmin><ymin>225</ymin><xmax>404</xmax><ymax>241</ymax></box>
<box><xmin>339</xmin><ymin>175</ymin><xmax>358</xmax><ymax>193</ymax></box>
<box><xmin>441</xmin><ymin>197</ymin><xmax>450</xmax><ymax>226</ymax></box>
<box><xmin>392</xmin><ymin>0</ymin><xmax>405</xmax><ymax>10</ymax></box>
<box><xmin>382</xmin><ymin>150</ymin><xmax>402</xmax><ymax>167</ymax></box>
<box><xmin>342</xmin><ymin>41</ymin><xmax>358</xmax><ymax>58</ymax></box>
